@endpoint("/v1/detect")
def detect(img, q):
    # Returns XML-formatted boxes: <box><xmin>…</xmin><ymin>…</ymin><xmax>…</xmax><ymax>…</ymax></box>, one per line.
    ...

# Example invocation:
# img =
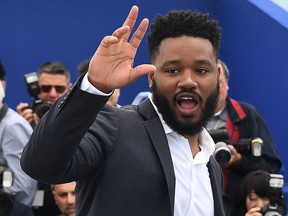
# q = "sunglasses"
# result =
<box><xmin>39</xmin><ymin>85</ymin><xmax>66</xmax><ymax>93</ymax></box>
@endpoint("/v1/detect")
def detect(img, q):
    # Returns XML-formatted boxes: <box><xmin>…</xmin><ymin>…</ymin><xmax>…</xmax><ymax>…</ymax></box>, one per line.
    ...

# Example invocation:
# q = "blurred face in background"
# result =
<box><xmin>38</xmin><ymin>73</ymin><xmax>71</xmax><ymax>104</ymax></box>
<box><xmin>215</xmin><ymin>63</ymin><xmax>229</xmax><ymax>112</ymax></box>
<box><xmin>0</xmin><ymin>81</ymin><xmax>5</xmax><ymax>103</ymax></box>
<box><xmin>246</xmin><ymin>190</ymin><xmax>269</xmax><ymax>210</ymax></box>
<box><xmin>52</xmin><ymin>182</ymin><xmax>76</xmax><ymax>216</ymax></box>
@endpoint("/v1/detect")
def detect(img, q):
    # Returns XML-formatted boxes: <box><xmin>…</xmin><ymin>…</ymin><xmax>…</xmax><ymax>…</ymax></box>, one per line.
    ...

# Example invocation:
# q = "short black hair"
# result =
<box><xmin>0</xmin><ymin>60</ymin><xmax>6</xmax><ymax>81</ymax></box>
<box><xmin>147</xmin><ymin>10</ymin><xmax>221</xmax><ymax>63</ymax></box>
<box><xmin>38</xmin><ymin>61</ymin><xmax>70</xmax><ymax>83</ymax></box>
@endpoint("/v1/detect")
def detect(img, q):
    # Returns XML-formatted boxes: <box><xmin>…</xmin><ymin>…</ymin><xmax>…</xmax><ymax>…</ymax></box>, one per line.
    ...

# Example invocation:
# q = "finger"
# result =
<box><xmin>111</xmin><ymin>26</ymin><xmax>131</xmax><ymax>41</ymax></box>
<box><xmin>121</xmin><ymin>5</ymin><xmax>139</xmax><ymax>42</ymax></box>
<box><xmin>129</xmin><ymin>18</ymin><xmax>149</xmax><ymax>49</ymax></box>
<box><xmin>102</xmin><ymin>26</ymin><xmax>131</xmax><ymax>49</ymax></box>
<box><xmin>16</xmin><ymin>103</ymin><xmax>29</xmax><ymax>112</ymax></box>
<box><xmin>130</xmin><ymin>64</ymin><xmax>156</xmax><ymax>82</ymax></box>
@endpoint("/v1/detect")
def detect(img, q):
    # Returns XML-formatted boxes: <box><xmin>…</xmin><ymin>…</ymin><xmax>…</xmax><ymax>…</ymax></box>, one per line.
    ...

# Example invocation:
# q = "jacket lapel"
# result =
<box><xmin>207</xmin><ymin>157</ymin><xmax>225</xmax><ymax>216</ymax></box>
<box><xmin>138</xmin><ymin>99</ymin><xmax>175</xmax><ymax>215</ymax></box>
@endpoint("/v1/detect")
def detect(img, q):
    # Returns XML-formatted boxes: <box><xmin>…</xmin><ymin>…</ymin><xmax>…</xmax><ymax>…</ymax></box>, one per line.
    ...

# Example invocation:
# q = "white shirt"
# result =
<box><xmin>150</xmin><ymin>97</ymin><xmax>215</xmax><ymax>216</ymax></box>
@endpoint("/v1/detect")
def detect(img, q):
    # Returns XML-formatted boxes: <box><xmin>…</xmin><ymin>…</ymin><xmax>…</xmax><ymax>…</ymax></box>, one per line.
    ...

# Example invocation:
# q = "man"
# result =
<box><xmin>206</xmin><ymin>60</ymin><xmax>281</xmax><ymax>210</ymax></box>
<box><xmin>17</xmin><ymin>61</ymin><xmax>72</xmax><ymax>216</ymax></box>
<box><xmin>17</xmin><ymin>61</ymin><xmax>72</xmax><ymax>124</ymax></box>
<box><xmin>21</xmin><ymin>6</ymin><xmax>225</xmax><ymax>215</ymax></box>
<box><xmin>0</xmin><ymin>60</ymin><xmax>37</xmax><ymax>214</ymax></box>
<box><xmin>52</xmin><ymin>182</ymin><xmax>76</xmax><ymax>216</ymax></box>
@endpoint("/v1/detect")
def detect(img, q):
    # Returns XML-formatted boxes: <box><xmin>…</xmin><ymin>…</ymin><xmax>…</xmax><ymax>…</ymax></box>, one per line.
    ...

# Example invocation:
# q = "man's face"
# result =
<box><xmin>149</xmin><ymin>36</ymin><xmax>219</xmax><ymax>136</ymax></box>
<box><xmin>38</xmin><ymin>73</ymin><xmax>71</xmax><ymax>104</ymax></box>
<box><xmin>52</xmin><ymin>182</ymin><xmax>76</xmax><ymax>216</ymax></box>
<box><xmin>216</xmin><ymin>63</ymin><xmax>229</xmax><ymax>112</ymax></box>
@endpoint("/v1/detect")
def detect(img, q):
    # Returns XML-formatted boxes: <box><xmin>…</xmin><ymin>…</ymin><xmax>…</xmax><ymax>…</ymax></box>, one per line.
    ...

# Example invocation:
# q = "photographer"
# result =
<box><xmin>16</xmin><ymin>61</ymin><xmax>72</xmax><ymax>216</ymax></box>
<box><xmin>17</xmin><ymin>61</ymin><xmax>72</xmax><ymax>126</ymax></box>
<box><xmin>0</xmin><ymin>60</ymin><xmax>37</xmax><ymax>215</ymax></box>
<box><xmin>234</xmin><ymin>170</ymin><xmax>286</xmax><ymax>216</ymax></box>
<box><xmin>206</xmin><ymin>60</ymin><xmax>282</xmax><ymax>212</ymax></box>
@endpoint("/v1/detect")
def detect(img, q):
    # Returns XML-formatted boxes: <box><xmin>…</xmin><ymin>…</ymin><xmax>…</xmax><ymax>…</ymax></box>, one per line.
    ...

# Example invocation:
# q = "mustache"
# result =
<box><xmin>174</xmin><ymin>89</ymin><xmax>203</xmax><ymax>103</ymax></box>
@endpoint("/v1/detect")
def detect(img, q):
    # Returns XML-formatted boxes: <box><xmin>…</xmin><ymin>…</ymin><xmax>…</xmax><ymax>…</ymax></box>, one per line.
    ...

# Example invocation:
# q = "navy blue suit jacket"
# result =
<box><xmin>21</xmin><ymin>81</ymin><xmax>225</xmax><ymax>216</ymax></box>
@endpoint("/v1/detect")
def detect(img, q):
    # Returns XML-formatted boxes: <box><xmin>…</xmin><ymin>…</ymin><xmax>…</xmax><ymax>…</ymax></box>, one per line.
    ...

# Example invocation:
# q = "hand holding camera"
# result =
<box><xmin>208</xmin><ymin>129</ymin><xmax>263</xmax><ymax>167</ymax></box>
<box><xmin>16</xmin><ymin>103</ymin><xmax>34</xmax><ymax>123</ymax></box>
<box><xmin>17</xmin><ymin>72</ymin><xmax>52</xmax><ymax>125</ymax></box>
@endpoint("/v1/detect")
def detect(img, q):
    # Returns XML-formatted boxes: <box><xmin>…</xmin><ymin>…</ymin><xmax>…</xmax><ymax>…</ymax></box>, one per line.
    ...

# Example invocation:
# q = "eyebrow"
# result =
<box><xmin>195</xmin><ymin>60</ymin><xmax>213</xmax><ymax>67</ymax></box>
<box><xmin>161</xmin><ymin>60</ymin><xmax>181</xmax><ymax>67</ymax></box>
<box><xmin>162</xmin><ymin>59</ymin><xmax>213</xmax><ymax>65</ymax></box>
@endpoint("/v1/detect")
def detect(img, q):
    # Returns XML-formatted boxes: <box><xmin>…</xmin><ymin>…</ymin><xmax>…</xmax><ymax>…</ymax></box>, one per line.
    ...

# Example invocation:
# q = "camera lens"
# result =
<box><xmin>214</xmin><ymin>142</ymin><xmax>231</xmax><ymax>165</ymax></box>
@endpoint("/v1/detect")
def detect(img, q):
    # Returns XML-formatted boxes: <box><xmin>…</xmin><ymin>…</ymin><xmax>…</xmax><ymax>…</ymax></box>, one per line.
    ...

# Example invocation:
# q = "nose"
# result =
<box><xmin>67</xmin><ymin>193</ymin><xmax>75</xmax><ymax>204</ymax></box>
<box><xmin>257</xmin><ymin>198</ymin><xmax>269</xmax><ymax>207</ymax></box>
<box><xmin>48</xmin><ymin>87</ymin><xmax>59</xmax><ymax>97</ymax></box>
<box><xmin>178</xmin><ymin>69</ymin><xmax>198</xmax><ymax>89</ymax></box>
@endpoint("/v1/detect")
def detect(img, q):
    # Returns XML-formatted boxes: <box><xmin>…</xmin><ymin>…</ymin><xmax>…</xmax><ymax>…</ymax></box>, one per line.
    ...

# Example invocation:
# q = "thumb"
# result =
<box><xmin>130</xmin><ymin>64</ymin><xmax>156</xmax><ymax>82</ymax></box>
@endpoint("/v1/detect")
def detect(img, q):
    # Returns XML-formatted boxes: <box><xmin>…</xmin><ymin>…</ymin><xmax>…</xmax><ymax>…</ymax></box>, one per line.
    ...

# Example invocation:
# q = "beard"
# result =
<box><xmin>151</xmin><ymin>78</ymin><xmax>219</xmax><ymax>136</ymax></box>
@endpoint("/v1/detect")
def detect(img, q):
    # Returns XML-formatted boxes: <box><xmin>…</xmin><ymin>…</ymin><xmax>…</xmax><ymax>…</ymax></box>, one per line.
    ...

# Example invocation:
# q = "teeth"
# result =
<box><xmin>181</xmin><ymin>97</ymin><xmax>193</xmax><ymax>100</ymax></box>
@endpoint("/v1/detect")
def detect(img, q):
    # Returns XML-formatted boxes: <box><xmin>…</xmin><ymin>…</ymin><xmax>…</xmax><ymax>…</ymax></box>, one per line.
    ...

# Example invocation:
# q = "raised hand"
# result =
<box><xmin>87</xmin><ymin>5</ymin><xmax>156</xmax><ymax>93</ymax></box>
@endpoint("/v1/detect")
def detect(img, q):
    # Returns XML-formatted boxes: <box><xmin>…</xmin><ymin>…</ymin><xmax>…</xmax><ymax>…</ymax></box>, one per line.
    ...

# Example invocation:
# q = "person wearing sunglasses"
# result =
<box><xmin>16</xmin><ymin>61</ymin><xmax>72</xmax><ymax>125</ymax></box>
<box><xmin>16</xmin><ymin>61</ymin><xmax>72</xmax><ymax>216</ymax></box>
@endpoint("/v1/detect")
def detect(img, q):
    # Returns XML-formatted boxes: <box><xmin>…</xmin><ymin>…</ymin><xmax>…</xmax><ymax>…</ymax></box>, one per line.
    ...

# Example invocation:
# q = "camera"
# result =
<box><xmin>260</xmin><ymin>174</ymin><xmax>285</xmax><ymax>216</ymax></box>
<box><xmin>24</xmin><ymin>72</ymin><xmax>51</xmax><ymax>118</ymax></box>
<box><xmin>208</xmin><ymin>128</ymin><xmax>263</xmax><ymax>166</ymax></box>
<box><xmin>0</xmin><ymin>154</ymin><xmax>15</xmax><ymax>216</ymax></box>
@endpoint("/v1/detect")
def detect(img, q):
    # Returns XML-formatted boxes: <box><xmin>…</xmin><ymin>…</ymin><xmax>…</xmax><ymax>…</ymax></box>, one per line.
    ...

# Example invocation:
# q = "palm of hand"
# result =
<box><xmin>86</xmin><ymin>6</ymin><xmax>155</xmax><ymax>93</ymax></box>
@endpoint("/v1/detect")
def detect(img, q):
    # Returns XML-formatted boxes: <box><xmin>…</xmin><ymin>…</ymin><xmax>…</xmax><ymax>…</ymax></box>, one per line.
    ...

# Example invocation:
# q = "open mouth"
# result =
<box><xmin>176</xmin><ymin>93</ymin><xmax>200</xmax><ymax>115</ymax></box>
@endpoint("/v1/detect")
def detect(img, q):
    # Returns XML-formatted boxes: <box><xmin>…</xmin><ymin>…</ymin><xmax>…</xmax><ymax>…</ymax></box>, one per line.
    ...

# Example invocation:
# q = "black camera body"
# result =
<box><xmin>208</xmin><ymin>128</ymin><xmax>263</xmax><ymax>166</ymax></box>
<box><xmin>24</xmin><ymin>72</ymin><xmax>51</xmax><ymax>118</ymax></box>
<box><xmin>261</xmin><ymin>204</ymin><xmax>284</xmax><ymax>216</ymax></box>
<box><xmin>260</xmin><ymin>174</ymin><xmax>285</xmax><ymax>216</ymax></box>
<box><xmin>0</xmin><ymin>154</ymin><xmax>15</xmax><ymax>215</ymax></box>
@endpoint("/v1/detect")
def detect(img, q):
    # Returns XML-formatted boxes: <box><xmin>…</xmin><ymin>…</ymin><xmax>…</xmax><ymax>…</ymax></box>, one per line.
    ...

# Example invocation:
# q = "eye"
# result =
<box><xmin>59</xmin><ymin>192</ymin><xmax>68</xmax><ymax>198</ymax></box>
<box><xmin>165</xmin><ymin>68</ymin><xmax>180</xmax><ymax>74</ymax></box>
<box><xmin>195</xmin><ymin>68</ymin><xmax>208</xmax><ymax>74</ymax></box>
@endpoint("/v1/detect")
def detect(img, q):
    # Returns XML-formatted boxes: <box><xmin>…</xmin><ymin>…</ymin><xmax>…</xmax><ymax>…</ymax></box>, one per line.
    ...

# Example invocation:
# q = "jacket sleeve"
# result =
<box><xmin>20</xmin><ymin>81</ymin><xmax>114</xmax><ymax>184</ymax></box>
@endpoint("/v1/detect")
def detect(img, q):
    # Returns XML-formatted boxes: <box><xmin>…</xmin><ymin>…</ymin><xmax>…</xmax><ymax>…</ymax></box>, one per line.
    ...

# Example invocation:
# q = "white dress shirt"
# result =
<box><xmin>150</xmin><ymin>97</ymin><xmax>215</xmax><ymax>216</ymax></box>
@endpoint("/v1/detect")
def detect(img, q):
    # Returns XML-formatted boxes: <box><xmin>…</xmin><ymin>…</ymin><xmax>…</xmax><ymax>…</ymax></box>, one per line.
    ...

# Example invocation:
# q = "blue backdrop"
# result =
<box><xmin>1</xmin><ymin>0</ymin><xmax>287</xmax><ymax>192</ymax></box>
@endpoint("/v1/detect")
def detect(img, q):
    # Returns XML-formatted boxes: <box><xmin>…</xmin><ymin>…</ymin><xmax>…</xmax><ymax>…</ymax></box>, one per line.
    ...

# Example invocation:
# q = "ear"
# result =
<box><xmin>217</xmin><ymin>64</ymin><xmax>221</xmax><ymax>78</ymax></box>
<box><xmin>148</xmin><ymin>71</ymin><xmax>154</xmax><ymax>88</ymax></box>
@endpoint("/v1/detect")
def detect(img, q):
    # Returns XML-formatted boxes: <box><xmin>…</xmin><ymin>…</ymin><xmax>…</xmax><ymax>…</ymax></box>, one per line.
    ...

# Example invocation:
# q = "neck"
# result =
<box><xmin>215</xmin><ymin>102</ymin><xmax>226</xmax><ymax>114</ymax></box>
<box><xmin>184</xmin><ymin>134</ymin><xmax>201</xmax><ymax>158</ymax></box>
